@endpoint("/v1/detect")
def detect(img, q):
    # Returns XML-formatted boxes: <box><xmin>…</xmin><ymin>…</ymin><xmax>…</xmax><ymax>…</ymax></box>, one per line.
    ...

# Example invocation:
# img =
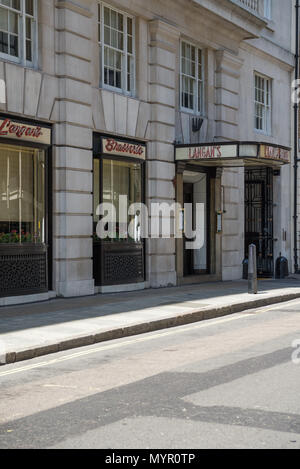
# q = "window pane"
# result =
<box><xmin>0</xmin><ymin>31</ymin><xmax>8</xmax><ymax>53</ymax></box>
<box><xmin>25</xmin><ymin>0</ymin><xmax>33</xmax><ymax>16</ymax></box>
<box><xmin>104</xmin><ymin>26</ymin><xmax>110</xmax><ymax>45</ymax></box>
<box><xmin>0</xmin><ymin>146</ymin><xmax>45</xmax><ymax>245</ymax></box>
<box><xmin>0</xmin><ymin>7</ymin><xmax>8</xmax><ymax>31</ymax></box>
<box><xmin>12</xmin><ymin>0</ymin><xmax>21</xmax><ymax>11</ymax></box>
<box><xmin>10</xmin><ymin>33</ymin><xmax>18</xmax><ymax>56</ymax></box>
<box><xmin>26</xmin><ymin>38</ymin><xmax>31</xmax><ymax>61</ymax></box>
<box><xmin>102</xmin><ymin>159</ymin><xmax>142</xmax><ymax>242</ymax></box>
<box><xmin>127</xmin><ymin>17</ymin><xmax>132</xmax><ymax>35</ymax></box>
<box><xmin>111</xmin><ymin>9</ymin><xmax>117</xmax><ymax>29</ymax></box>
<box><xmin>93</xmin><ymin>158</ymin><xmax>100</xmax><ymax>241</ymax></box>
<box><xmin>104</xmin><ymin>7</ymin><xmax>110</xmax><ymax>26</ymax></box>
<box><xmin>9</xmin><ymin>11</ymin><xmax>18</xmax><ymax>34</ymax></box>
<box><xmin>25</xmin><ymin>16</ymin><xmax>31</xmax><ymax>39</ymax></box>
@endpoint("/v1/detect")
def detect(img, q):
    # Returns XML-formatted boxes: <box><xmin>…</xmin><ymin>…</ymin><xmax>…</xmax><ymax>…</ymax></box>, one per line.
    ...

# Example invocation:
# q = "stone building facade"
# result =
<box><xmin>0</xmin><ymin>0</ymin><xmax>295</xmax><ymax>304</ymax></box>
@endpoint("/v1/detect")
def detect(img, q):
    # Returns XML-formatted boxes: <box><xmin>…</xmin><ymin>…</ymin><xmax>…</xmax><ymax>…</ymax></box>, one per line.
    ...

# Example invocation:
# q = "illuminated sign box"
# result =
<box><xmin>175</xmin><ymin>142</ymin><xmax>290</xmax><ymax>167</ymax></box>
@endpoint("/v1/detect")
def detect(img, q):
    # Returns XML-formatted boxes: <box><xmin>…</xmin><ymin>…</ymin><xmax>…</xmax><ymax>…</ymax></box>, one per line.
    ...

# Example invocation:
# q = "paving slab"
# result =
<box><xmin>0</xmin><ymin>279</ymin><xmax>300</xmax><ymax>366</ymax></box>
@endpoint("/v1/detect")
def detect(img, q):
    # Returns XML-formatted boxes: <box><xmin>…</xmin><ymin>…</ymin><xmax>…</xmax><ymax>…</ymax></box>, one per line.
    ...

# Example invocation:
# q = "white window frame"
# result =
<box><xmin>0</xmin><ymin>0</ymin><xmax>38</xmax><ymax>67</ymax></box>
<box><xmin>254</xmin><ymin>73</ymin><xmax>272</xmax><ymax>135</ymax></box>
<box><xmin>98</xmin><ymin>2</ymin><xmax>136</xmax><ymax>96</ymax></box>
<box><xmin>180</xmin><ymin>40</ymin><xmax>205</xmax><ymax>116</ymax></box>
<box><xmin>264</xmin><ymin>0</ymin><xmax>272</xmax><ymax>20</ymax></box>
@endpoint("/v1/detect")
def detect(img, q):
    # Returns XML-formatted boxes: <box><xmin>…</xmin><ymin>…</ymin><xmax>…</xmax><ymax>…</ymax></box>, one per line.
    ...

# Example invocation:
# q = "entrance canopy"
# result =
<box><xmin>175</xmin><ymin>142</ymin><xmax>291</xmax><ymax>168</ymax></box>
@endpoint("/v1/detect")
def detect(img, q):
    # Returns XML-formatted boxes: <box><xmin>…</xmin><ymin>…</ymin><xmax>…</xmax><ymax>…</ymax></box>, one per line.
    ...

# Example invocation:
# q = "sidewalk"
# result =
<box><xmin>1</xmin><ymin>278</ymin><xmax>300</xmax><ymax>365</ymax></box>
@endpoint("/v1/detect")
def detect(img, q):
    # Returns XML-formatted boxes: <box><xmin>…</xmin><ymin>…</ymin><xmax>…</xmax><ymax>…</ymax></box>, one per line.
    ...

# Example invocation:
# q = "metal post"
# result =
<box><xmin>248</xmin><ymin>244</ymin><xmax>258</xmax><ymax>294</ymax></box>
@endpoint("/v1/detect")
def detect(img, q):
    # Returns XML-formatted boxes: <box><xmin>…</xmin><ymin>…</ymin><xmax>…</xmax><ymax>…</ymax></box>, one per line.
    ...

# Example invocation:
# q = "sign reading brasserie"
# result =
<box><xmin>102</xmin><ymin>138</ymin><xmax>146</xmax><ymax>160</ymax></box>
<box><xmin>0</xmin><ymin>118</ymin><xmax>51</xmax><ymax>145</ymax></box>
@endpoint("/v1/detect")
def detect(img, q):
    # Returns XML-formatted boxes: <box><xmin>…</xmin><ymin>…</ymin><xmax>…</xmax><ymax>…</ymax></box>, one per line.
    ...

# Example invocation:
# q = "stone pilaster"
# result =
<box><xmin>215</xmin><ymin>50</ymin><xmax>243</xmax><ymax>142</ymax></box>
<box><xmin>221</xmin><ymin>167</ymin><xmax>245</xmax><ymax>281</ymax></box>
<box><xmin>215</xmin><ymin>50</ymin><xmax>245</xmax><ymax>280</ymax></box>
<box><xmin>53</xmin><ymin>0</ymin><xmax>94</xmax><ymax>297</ymax></box>
<box><xmin>147</xmin><ymin>19</ymin><xmax>179</xmax><ymax>288</ymax></box>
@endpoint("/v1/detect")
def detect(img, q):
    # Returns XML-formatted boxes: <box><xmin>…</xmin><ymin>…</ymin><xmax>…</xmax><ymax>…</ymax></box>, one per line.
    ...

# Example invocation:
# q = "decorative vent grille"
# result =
<box><xmin>0</xmin><ymin>250</ymin><xmax>47</xmax><ymax>296</ymax></box>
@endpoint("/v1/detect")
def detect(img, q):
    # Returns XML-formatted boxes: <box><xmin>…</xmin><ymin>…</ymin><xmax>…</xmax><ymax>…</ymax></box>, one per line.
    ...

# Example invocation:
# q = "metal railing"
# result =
<box><xmin>237</xmin><ymin>0</ymin><xmax>259</xmax><ymax>14</ymax></box>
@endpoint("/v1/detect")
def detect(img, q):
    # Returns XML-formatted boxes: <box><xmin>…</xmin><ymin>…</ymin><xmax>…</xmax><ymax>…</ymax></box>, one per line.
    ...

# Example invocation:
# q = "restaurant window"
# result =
<box><xmin>94</xmin><ymin>158</ymin><xmax>143</xmax><ymax>243</ymax></box>
<box><xmin>93</xmin><ymin>136</ymin><xmax>145</xmax><ymax>287</ymax></box>
<box><xmin>254</xmin><ymin>73</ymin><xmax>272</xmax><ymax>135</ymax></box>
<box><xmin>98</xmin><ymin>2</ymin><xmax>135</xmax><ymax>95</ymax></box>
<box><xmin>180</xmin><ymin>41</ymin><xmax>205</xmax><ymax>115</ymax></box>
<box><xmin>0</xmin><ymin>145</ymin><xmax>45</xmax><ymax>245</ymax></box>
<box><xmin>0</xmin><ymin>0</ymin><xmax>38</xmax><ymax>66</ymax></box>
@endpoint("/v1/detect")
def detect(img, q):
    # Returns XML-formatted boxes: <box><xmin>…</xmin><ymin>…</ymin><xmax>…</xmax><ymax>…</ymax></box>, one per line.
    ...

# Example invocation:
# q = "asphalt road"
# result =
<box><xmin>0</xmin><ymin>298</ymin><xmax>300</xmax><ymax>449</ymax></box>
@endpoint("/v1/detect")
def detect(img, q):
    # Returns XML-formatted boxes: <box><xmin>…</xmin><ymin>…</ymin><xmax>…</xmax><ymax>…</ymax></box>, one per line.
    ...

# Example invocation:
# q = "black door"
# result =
<box><xmin>245</xmin><ymin>167</ymin><xmax>274</xmax><ymax>277</ymax></box>
<box><xmin>183</xmin><ymin>183</ymin><xmax>194</xmax><ymax>276</ymax></box>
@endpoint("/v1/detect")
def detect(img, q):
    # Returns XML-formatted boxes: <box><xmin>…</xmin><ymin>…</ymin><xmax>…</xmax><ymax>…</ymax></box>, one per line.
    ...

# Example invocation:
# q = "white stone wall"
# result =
<box><xmin>0</xmin><ymin>0</ymin><xmax>295</xmax><ymax>295</ymax></box>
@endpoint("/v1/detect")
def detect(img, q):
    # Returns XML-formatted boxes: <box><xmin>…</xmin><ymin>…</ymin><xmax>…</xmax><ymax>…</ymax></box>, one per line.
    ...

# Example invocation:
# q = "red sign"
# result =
<box><xmin>103</xmin><ymin>138</ymin><xmax>146</xmax><ymax>159</ymax></box>
<box><xmin>261</xmin><ymin>145</ymin><xmax>290</xmax><ymax>163</ymax></box>
<box><xmin>176</xmin><ymin>144</ymin><xmax>237</xmax><ymax>161</ymax></box>
<box><xmin>0</xmin><ymin>118</ymin><xmax>51</xmax><ymax>145</ymax></box>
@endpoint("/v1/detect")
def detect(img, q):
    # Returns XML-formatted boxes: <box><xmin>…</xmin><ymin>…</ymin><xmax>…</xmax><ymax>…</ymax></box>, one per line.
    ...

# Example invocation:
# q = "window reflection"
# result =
<box><xmin>0</xmin><ymin>145</ymin><xmax>45</xmax><ymax>244</ymax></box>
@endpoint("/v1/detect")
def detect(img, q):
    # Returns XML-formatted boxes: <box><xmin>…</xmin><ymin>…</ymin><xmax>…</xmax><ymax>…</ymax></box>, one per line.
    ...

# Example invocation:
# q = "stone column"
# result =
<box><xmin>215</xmin><ymin>50</ymin><xmax>245</xmax><ymax>281</ymax></box>
<box><xmin>53</xmin><ymin>0</ymin><xmax>94</xmax><ymax>297</ymax></box>
<box><xmin>147</xmin><ymin>20</ymin><xmax>180</xmax><ymax>288</ymax></box>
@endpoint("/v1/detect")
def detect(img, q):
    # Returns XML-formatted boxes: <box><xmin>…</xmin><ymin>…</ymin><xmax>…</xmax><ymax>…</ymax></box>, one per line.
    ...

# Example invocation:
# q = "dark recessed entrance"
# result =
<box><xmin>245</xmin><ymin>167</ymin><xmax>274</xmax><ymax>278</ymax></box>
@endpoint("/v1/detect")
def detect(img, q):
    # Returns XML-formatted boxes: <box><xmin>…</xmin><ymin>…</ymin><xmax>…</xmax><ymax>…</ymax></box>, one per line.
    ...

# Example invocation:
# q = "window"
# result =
<box><xmin>0</xmin><ymin>0</ymin><xmax>37</xmax><ymax>65</ymax></box>
<box><xmin>98</xmin><ymin>3</ymin><xmax>135</xmax><ymax>95</ymax></box>
<box><xmin>0</xmin><ymin>144</ymin><xmax>45</xmax><ymax>245</ymax></box>
<box><xmin>254</xmin><ymin>74</ymin><xmax>271</xmax><ymax>134</ymax></box>
<box><xmin>93</xmin><ymin>158</ymin><xmax>142</xmax><ymax>243</ymax></box>
<box><xmin>264</xmin><ymin>0</ymin><xmax>272</xmax><ymax>20</ymax></box>
<box><xmin>180</xmin><ymin>41</ymin><xmax>204</xmax><ymax>115</ymax></box>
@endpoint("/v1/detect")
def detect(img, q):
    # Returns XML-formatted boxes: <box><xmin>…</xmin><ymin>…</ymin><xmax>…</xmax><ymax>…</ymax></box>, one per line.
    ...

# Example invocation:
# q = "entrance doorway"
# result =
<box><xmin>183</xmin><ymin>171</ymin><xmax>209</xmax><ymax>276</ymax></box>
<box><xmin>245</xmin><ymin>167</ymin><xmax>274</xmax><ymax>277</ymax></box>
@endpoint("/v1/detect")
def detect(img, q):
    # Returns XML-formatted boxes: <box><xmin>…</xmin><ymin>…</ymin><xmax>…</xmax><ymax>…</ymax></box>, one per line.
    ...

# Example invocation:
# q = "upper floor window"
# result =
<box><xmin>0</xmin><ymin>0</ymin><xmax>37</xmax><ymax>66</ymax></box>
<box><xmin>264</xmin><ymin>0</ymin><xmax>272</xmax><ymax>20</ymax></box>
<box><xmin>254</xmin><ymin>73</ymin><xmax>271</xmax><ymax>134</ymax></box>
<box><xmin>180</xmin><ymin>41</ymin><xmax>204</xmax><ymax>115</ymax></box>
<box><xmin>98</xmin><ymin>3</ymin><xmax>135</xmax><ymax>95</ymax></box>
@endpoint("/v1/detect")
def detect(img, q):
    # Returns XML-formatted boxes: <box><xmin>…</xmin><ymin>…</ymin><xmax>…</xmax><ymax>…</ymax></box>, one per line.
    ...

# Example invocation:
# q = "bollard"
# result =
<box><xmin>248</xmin><ymin>244</ymin><xmax>258</xmax><ymax>294</ymax></box>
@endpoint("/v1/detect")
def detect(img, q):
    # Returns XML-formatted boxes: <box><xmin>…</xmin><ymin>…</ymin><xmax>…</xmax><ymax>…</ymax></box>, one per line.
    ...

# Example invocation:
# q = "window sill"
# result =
<box><xmin>180</xmin><ymin>108</ymin><xmax>206</xmax><ymax>119</ymax></box>
<box><xmin>100</xmin><ymin>84</ymin><xmax>136</xmax><ymax>99</ymax></box>
<box><xmin>0</xmin><ymin>55</ymin><xmax>38</xmax><ymax>71</ymax></box>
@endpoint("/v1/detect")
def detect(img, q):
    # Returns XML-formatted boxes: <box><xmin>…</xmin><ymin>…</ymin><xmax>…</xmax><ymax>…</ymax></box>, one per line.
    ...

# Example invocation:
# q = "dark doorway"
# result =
<box><xmin>183</xmin><ymin>183</ymin><xmax>194</xmax><ymax>276</ymax></box>
<box><xmin>245</xmin><ymin>167</ymin><xmax>274</xmax><ymax>278</ymax></box>
<box><xmin>183</xmin><ymin>171</ymin><xmax>209</xmax><ymax>277</ymax></box>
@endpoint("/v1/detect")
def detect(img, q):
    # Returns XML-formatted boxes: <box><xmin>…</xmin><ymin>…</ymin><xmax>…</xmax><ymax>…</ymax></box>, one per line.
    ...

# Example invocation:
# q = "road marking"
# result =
<box><xmin>250</xmin><ymin>298</ymin><xmax>300</xmax><ymax>314</ymax></box>
<box><xmin>0</xmin><ymin>313</ymin><xmax>253</xmax><ymax>378</ymax></box>
<box><xmin>1</xmin><ymin>298</ymin><xmax>299</xmax><ymax>378</ymax></box>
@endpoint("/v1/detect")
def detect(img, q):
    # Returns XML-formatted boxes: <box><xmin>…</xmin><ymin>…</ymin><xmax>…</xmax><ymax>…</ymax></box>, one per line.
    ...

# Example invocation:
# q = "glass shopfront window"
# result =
<box><xmin>93</xmin><ymin>136</ymin><xmax>145</xmax><ymax>287</ymax></box>
<box><xmin>93</xmin><ymin>158</ymin><xmax>143</xmax><ymax>244</ymax></box>
<box><xmin>0</xmin><ymin>144</ymin><xmax>45</xmax><ymax>245</ymax></box>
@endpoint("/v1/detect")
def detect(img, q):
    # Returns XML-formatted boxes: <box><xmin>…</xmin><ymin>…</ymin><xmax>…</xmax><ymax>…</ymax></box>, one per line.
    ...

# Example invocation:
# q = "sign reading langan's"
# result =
<box><xmin>176</xmin><ymin>144</ymin><xmax>237</xmax><ymax>161</ymax></box>
<box><xmin>0</xmin><ymin>118</ymin><xmax>51</xmax><ymax>145</ymax></box>
<box><xmin>260</xmin><ymin>145</ymin><xmax>290</xmax><ymax>163</ymax></box>
<box><xmin>175</xmin><ymin>142</ymin><xmax>290</xmax><ymax>165</ymax></box>
<box><xmin>102</xmin><ymin>138</ymin><xmax>146</xmax><ymax>160</ymax></box>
